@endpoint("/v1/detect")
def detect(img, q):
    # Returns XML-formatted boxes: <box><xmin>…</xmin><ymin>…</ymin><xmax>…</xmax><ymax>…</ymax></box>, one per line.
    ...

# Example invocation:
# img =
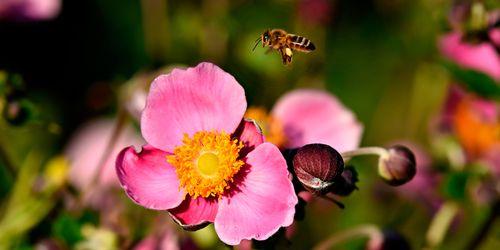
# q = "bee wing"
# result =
<box><xmin>279</xmin><ymin>47</ymin><xmax>293</xmax><ymax>65</ymax></box>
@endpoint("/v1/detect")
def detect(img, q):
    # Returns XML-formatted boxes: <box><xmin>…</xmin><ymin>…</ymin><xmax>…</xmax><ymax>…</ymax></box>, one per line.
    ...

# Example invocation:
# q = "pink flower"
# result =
<box><xmin>297</xmin><ymin>0</ymin><xmax>333</xmax><ymax>26</ymax></box>
<box><xmin>0</xmin><ymin>0</ymin><xmax>60</xmax><ymax>21</ymax></box>
<box><xmin>490</xmin><ymin>28</ymin><xmax>500</xmax><ymax>48</ymax></box>
<box><xmin>133</xmin><ymin>222</ymin><xmax>180</xmax><ymax>250</ymax></box>
<box><xmin>437</xmin><ymin>84</ymin><xmax>500</xmax><ymax>182</ymax></box>
<box><xmin>247</xmin><ymin>89</ymin><xmax>363</xmax><ymax>152</ymax></box>
<box><xmin>438</xmin><ymin>32</ymin><xmax>500</xmax><ymax>81</ymax></box>
<box><xmin>116</xmin><ymin>62</ymin><xmax>297</xmax><ymax>245</ymax></box>
<box><xmin>65</xmin><ymin>118</ymin><xmax>143</xmax><ymax>192</ymax></box>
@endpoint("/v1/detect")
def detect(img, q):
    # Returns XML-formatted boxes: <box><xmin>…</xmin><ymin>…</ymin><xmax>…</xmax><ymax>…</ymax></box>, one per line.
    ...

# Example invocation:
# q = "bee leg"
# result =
<box><xmin>279</xmin><ymin>48</ymin><xmax>293</xmax><ymax>65</ymax></box>
<box><xmin>265</xmin><ymin>48</ymin><xmax>273</xmax><ymax>54</ymax></box>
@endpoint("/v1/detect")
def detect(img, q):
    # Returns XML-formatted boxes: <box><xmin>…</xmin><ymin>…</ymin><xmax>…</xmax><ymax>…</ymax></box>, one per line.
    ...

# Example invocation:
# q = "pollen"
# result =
<box><xmin>245</xmin><ymin>107</ymin><xmax>287</xmax><ymax>148</ymax></box>
<box><xmin>167</xmin><ymin>131</ymin><xmax>245</xmax><ymax>199</ymax></box>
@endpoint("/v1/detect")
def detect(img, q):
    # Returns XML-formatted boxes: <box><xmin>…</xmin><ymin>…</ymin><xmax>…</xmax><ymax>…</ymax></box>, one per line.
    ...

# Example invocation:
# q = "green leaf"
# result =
<box><xmin>442</xmin><ymin>172</ymin><xmax>470</xmax><ymax>201</ymax></box>
<box><xmin>52</xmin><ymin>213</ymin><xmax>83</xmax><ymax>247</ymax></box>
<box><xmin>443</xmin><ymin>62</ymin><xmax>500</xmax><ymax>100</ymax></box>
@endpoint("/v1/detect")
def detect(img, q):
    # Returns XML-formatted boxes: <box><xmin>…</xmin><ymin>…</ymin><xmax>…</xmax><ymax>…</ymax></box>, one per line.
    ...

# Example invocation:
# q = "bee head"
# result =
<box><xmin>253</xmin><ymin>30</ymin><xmax>269</xmax><ymax>51</ymax></box>
<box><xmin>262</xmin><ymin>30</ymin><xmax>271</xmax><ymax>46</ymax></box>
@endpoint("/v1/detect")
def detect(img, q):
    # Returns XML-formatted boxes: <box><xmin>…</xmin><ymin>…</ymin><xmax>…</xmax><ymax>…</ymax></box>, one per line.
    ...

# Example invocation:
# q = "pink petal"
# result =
<box><xmin>0</xmin><ymin>0</ymin><xmax>61</xmax><ymax>21</ymax></box>
<box><xmin>168</xmin><ymin>196</ymin><xmax>218</xmax><ymax>231</ymax></box>
<box><xmin>116</xmin><ymin>145</ymin><xmax>185</xmax><ymax>210</ymax></box>
<box><xmin>232</xmin><ymin>119</ymin><xmax>265</xmax><ymax>157</ymax></box>
<box><xmin>490</xmin><ymin>28</ymin><xmax>500</xmax><ymax>48</ymax></box>
<box><xmin>272</xmin><ymin>89</ymin><xmax>363</xmax><ymax>152</ymax></box>
<box><xmin>439</xmin><ymin>32</ymin><xmax>500</xmax><ymax>81</ymax></box>
<box><xmin>214</xmin><ymin>143</ymin><xmax>297</xmax><ymax>245</ymax></box>
<box><xmin>141</xmin><ymin>62</ymin><xmax>247</xmax><ymax>152</ymax></box>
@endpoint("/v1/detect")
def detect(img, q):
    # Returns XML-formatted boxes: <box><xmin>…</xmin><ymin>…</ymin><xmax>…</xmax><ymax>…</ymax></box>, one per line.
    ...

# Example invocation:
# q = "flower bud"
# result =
<box><xmin>378</xmin><ymin>145</ymin><xmax>416</xmax><ymax>186</ymax></box>
<box><xmin>292</xmin><ymin>143</ymin><xmax>344</xmax><ymax>193</ymax></box>
<box><xmin>329</xmin><ymin>166</ymin><xmax>359</xmax><ymax>196</ymax></box>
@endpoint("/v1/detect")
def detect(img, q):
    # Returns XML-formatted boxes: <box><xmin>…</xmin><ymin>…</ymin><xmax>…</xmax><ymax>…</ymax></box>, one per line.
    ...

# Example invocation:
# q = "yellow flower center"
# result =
<box><xmin>197</xmin><ymin>152</ymin><xmax>219</xmax><ymax>176</ymax></box>
<box><xmin>167</xmin><ymin>131</ymin><xmax>244</xmax><ymax>198</ymax></box>
<box><xmin>245</xmin><ymin>107</ymin><xmax>287</xmax><ymax>148</ymax></box>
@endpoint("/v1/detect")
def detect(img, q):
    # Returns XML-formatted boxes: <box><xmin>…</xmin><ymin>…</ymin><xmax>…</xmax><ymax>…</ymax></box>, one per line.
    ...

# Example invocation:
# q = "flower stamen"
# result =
<box><xmin>167</xmin><ymin>131</ymin><xmax>244</xmax><ymax>198</ymax></box>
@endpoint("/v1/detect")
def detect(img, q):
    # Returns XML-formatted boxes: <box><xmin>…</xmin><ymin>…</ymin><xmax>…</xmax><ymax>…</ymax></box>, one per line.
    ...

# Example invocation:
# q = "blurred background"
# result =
<box><xmin>0</xmin><ymin>0</ymin><xmax>499</xmax><ymax>249</ymax></box>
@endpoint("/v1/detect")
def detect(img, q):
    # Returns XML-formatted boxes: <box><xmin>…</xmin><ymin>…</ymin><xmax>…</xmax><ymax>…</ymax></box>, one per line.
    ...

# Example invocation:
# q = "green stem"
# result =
<box><xmin>425</xmin><ymin>201</ymin><xmax>459</xmax><ymax>249</ymax></box>
<box><xmin>313</xmin><ymin>224</ymin><xmax>382</xmax><ymax>250</ymax></box>
<box><xmin>341</xmin><ymin>147</ymin><xmax>389</xmax><ymax>162</ymax></box>
<box><xmin>0</xmin><ymin>142</ymin><xmax>15</xmax><ymax>181</ymax></box>
<box><xmin>466</xmin><ymin>199</ymin><xmax>500</xmax><ymax>250</ymax></box>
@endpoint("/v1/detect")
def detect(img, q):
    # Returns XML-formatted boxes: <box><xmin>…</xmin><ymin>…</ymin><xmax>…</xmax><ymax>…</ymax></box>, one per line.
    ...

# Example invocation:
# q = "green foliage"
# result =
<box><xmin>52</xmin><ymin>213</ymin><xmax>84</xmax><ymax>247</ymax></box>
<box><xmin>442</xmin><ymin>171</ymin><xmax>470</xmax><ymax>201</ymax></box>
<box><xmin>443</xmin><ymin>62</ymin><xmax>500</xmax><ymax>100</ymax></box>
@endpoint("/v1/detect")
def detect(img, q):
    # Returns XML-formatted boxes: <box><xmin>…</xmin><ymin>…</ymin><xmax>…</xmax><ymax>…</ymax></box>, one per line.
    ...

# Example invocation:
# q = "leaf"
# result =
<box><xmin>443</xmin><ymin>62</ymin><xmax>500</xmax><ymax>100</ymax></box>
<box><xmin>442</xmin><ymin>172</ymin><xmax>470</xmax><ymax>201</ymax></box>
<box><xmin>52</xmin><ymin>213</ymin><xmax>83</xmax><ymax>247</ymax></box>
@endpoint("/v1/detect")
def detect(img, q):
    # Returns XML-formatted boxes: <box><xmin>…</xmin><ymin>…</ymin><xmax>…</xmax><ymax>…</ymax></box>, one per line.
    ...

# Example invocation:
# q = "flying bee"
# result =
<box><xmin>253</xmin><ymin>29</ymin><xmax>316</xmax><ymax>65</ymax></box>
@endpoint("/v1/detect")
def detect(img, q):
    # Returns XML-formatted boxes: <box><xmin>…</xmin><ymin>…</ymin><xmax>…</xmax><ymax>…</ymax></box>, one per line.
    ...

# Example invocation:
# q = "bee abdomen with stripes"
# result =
<box><xmin>288</xmin><ymin>35</ymin><xmax>316</xmax><ymax>52</ymax></box>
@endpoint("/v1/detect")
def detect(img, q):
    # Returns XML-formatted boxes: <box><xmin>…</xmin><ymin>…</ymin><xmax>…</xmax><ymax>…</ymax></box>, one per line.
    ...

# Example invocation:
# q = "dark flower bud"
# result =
<box><xmin>378</xmin><ymin>145</ymin><xmax>416</xmax><ymax>186</ymax></box>
<box><xmin>292</xmin><ymin>143</ymin><xmax>344</xmax><ymax>193</ymax></box>
<box><xmin>329</xmin><ymin>166</ymin><xmax>359</xmax><ymax>196</ymax></box>
<box><xmin>367</xmin><ymin>230</ymin><xmax>411</xmax><ymax>250</ymax></box>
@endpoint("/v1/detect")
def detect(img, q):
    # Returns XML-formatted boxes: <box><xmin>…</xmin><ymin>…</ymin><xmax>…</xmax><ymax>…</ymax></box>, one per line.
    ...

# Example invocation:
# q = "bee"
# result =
<box><xmin>253</xmin><ymin>29</ymin><xmax>316</xmax><ymax>65</ymax></box>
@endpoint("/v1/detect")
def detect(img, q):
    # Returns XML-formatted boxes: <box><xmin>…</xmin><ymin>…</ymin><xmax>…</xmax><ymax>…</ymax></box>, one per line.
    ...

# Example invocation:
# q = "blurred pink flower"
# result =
<box><xmin>438</xmin><ymin>32</ymin><xmax>500</xmax><ymax>81</ymax></box>
<box><xmin>134</xmin><ymin>225</ymin><xmax>180</xmax><ymax>250</ymax></box>
<box><xmin>0</xmin><ymin>0</ymin><xmax>60</xmax><ymax>21</ymax></box>
<box><xmin>116</xmin><ymin>62</ymin><xmax>297</xmax><ymax>245</ymax></box>
<box><xmin>489</xmin><ymin>28</ymin><xmax>500</xmax><ymax>48</ymax></box>
<box><xmin>439</xmin><ymin>85</ymin><xmax>500</xmax><ymax>179</ymax></box>
<box><xmin>297</xmin><ymin>0</ymin><xmax>333</xmax><ymax>26</ymax></box>
<box><xmin>260</xmin><ymin>89</ymin><xmax>363</xmax><ymax>152</ymax></box>
<box><xmin>65</xmin><ymin>118</ymin><xmax>143</xmax><ymax>192</ymax></box>
<box><xmin>481</xmin><ymin>146</ymin><xmax>500</xmax><ymax>178</ymax></box>
<box><xmin>444</xmin><ymin>87</ymin><xmax>499</xmax><ymax>159</ymax></box>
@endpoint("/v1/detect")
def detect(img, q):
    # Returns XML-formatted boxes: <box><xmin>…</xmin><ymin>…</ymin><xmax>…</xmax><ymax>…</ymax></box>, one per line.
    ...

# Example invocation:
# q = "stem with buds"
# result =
<box><xmin>341</xmin><ymin>146</ymin><xmax>389</xmax><ymax>162</ymax></box>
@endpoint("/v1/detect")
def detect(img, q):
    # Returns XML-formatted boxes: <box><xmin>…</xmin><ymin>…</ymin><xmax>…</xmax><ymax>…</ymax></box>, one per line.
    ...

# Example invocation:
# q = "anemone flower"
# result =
<box><xmin>297</xmin><ymin>0</ymin><xmax>332</xmax><ymax>26</ymax></box>
<box><xmin>65</xmin><ymin>118</ymin><xmax>143</xmax><ymax>192</ymax></box>
<box><xmin>441</xmin><ymin>86</ymin><xmax>500</xmax><ymax>158</ymax></box>
<box><xmin>438</xmin><ymin>32</ymin><xmax>500</xmax><ymax>81</ymax></box>
<box><xmin>440</xmin><ymin>85</ymin><xmax>500</xmax><ymax>176</ymax></box>
<box><xmin>133</xmin><ymin>221</ymin><xmax>180</xmax><ymax>250</ymax></box>
<box><xmin>245</xmin><ymin>89</ymin><xmax>363</xmax><ymax>152</ymax></box>
<box><xmin>0</xmin><ymin>0</ymin><xmax>60</xmax><ymax>21</ymax></box>
<box><xmin>116</xmin><ymin>62</ymin><xmax>297</xmax><ymax>245</ymax></box>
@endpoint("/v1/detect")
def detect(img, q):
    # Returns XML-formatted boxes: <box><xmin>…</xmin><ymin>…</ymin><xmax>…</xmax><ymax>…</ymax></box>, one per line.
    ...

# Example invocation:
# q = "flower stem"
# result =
<box><xmin>425</xmin><ymin>201</ymin><xmax>459</xmax><ymax>248</ymax></box>
<box><xmin>0</xmin><ymin>142</ymin><xmax>15</xmax><ymax>179</ymax></box>
<box><xmin>313</xmin><ymin>224</ymin><xmax>382</xmax><ymax>250</ymax></box>
<box><xmin>341</xmin><ymin>147</ymin><xmax>389</xmax><ymax>162</ymax></box>
<box><xmin>466</xmin><ymin>199</ymin><xmax>500</xmax><ymax>250</ymax></box>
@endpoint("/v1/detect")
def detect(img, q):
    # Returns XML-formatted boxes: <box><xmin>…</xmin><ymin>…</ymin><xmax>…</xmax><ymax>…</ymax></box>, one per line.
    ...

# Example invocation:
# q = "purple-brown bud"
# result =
<box><xmin>329</xmin><ymin>166</ymin><xmax>359</xmax><ymax>196</ymax></box>
<box><xmin>292</xmin><ymin>143</ymin><xmax>344</xmax><ymax>193</ymax></box>
<box><xmin>378</xmin><ymin>145</ymin><xmax>416</xmax><ymax>186</ymax></box>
